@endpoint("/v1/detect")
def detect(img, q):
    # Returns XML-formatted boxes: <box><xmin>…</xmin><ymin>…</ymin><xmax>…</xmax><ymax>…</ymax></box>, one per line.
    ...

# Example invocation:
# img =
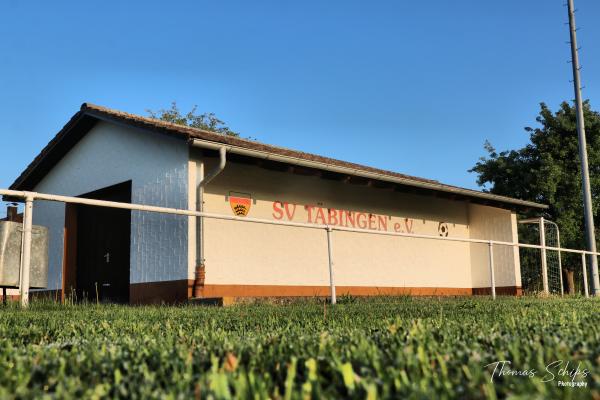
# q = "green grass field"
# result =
<box><xmin>0</xmin><ymin>297</ymin><xmax>599</xmax><ymax>399</ymax></box>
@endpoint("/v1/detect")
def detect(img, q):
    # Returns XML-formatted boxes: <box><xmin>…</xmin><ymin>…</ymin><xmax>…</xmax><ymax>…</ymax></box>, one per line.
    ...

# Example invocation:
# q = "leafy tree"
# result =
<box><xmin>147</xmin><ymin>102</ymin><xmax>239</xmax><ymax>136</ymax></box>
<box><xmin>470</xmin><ymin>101</ymin><xmax>600</xmax><ymax>256</ymax></box>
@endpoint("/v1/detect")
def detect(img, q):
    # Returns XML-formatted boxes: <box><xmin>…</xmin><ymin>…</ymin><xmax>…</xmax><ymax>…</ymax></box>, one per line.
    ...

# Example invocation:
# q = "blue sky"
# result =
<box><xmin>1</xmin><ymin>0</ymin><xmax>598</xmax><ymax>193</ymax></box>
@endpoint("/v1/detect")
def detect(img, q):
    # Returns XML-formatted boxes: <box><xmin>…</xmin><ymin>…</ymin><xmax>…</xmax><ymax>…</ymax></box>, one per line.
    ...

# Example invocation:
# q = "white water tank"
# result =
<box><xmin>0</xmin><ymin>221</ymin><xmax>49</xmax><ymax>288</ymax></box>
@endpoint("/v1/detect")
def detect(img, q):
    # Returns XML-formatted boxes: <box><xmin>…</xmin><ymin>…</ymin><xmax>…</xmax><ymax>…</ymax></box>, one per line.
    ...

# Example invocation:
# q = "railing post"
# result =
<box><xmin>582</xmin><ymin>253</ymin><xmax>589</xmax><ymax>298</ymax></box>
<box><xmin>488</xmin><ymin>241</ymin><xmax>496</xmax><ymax>300</ymax></box>
<box><xmin>326</xmin><ymin>227</ymin><xmax>336</xmax><ymax>305</ymax></box>
<box><xmin>539</xmin><ymin>217</ymin><xmax>549</xmax><ymax>294</ymax></box>
<box><xmin>592</xmin><ymin>253</ymin><xmax>600</xmax><ymax>297</ymax></box>
<box><xmin>18</xmin><ymin>195</ymin><xmax>34</xmax><ymax>307</ymax></box>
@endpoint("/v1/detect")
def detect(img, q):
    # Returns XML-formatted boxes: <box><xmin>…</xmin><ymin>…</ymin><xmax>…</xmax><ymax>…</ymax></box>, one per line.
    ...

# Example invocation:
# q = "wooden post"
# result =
<box><xmin>3</xmin><ymin>206</ymin><xmax>19</xmax><ymax>305</ymax></box>
<box><xmin>565</xmin><ymin>269</ymin><xmax>575</xmax><ymax>295</ymax></box>
<box><xmin>6</xmin><ymin>205</ymin><xmax>18</xmax><ymax>221</ymax></box>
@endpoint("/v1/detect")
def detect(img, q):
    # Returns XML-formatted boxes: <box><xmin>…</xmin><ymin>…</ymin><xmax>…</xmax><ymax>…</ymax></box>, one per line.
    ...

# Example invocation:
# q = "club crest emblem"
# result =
<box><xmin>229</xmin><ymin>193</ymin><xmax>252</xmax><ymax>217</ymax></box>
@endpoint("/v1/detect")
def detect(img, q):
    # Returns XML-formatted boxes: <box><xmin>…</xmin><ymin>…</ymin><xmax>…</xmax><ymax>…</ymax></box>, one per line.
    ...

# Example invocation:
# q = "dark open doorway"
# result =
<box><xmin>65</xmin><ymin>181</ymin><xmax>132</xmax><ymax>303</ymax></box>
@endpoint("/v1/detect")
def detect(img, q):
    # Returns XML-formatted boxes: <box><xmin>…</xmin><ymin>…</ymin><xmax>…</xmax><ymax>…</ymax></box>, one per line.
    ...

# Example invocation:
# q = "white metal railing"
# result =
<box><xmin>1</xmin><ymin>188</ymin><xmax>598</xmax><ymax>306</ymax></box>
<box><xmin>519</xmin><ymin>218</ymin><xmax>564</xmax><ymax>295</ymax></box>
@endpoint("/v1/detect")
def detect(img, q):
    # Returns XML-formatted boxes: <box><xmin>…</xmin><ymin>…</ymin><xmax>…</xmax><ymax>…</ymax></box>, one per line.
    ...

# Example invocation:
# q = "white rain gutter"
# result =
<box><xmin>194</xmin><ymin>145</ymin><xmax>226</xmax><ymax>268</ymax></box>
<box><xmin>189</xmin><ymin>139</ymin><xmax>546</xmax><ymax>210</ymax></box>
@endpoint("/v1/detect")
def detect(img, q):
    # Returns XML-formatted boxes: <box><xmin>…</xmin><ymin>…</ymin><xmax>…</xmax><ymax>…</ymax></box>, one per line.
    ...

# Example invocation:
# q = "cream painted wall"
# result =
<box><xmin>468</xmin><ymin>204</ymin><xmax>521</xmax><ymax>288</ymax></box>
<box><xmin>194</xmin><ymin>156</ymin><xmax>518</xmax><ymax>290</ymax></box>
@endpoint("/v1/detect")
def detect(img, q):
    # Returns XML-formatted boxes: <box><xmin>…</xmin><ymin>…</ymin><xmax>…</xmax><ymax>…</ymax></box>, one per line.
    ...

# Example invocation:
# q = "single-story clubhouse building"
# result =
<box><xmin>7</xmin><ymin>104</ymin><xmax>546</xmax><ymax>303</ymax></box>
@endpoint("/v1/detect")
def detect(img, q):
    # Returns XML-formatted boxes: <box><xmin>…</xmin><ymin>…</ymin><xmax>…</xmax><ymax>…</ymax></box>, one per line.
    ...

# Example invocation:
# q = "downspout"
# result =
<box><xmin>193</xmin><ymin>145</ymin><xmax>226</xmax><ymax>297</ymax></box>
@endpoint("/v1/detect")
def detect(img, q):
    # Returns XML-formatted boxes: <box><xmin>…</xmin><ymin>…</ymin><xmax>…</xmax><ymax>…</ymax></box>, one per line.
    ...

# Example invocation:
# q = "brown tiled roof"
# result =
<box><xmin>8</xmin><ymin>103</ymin><xmax>547</xmax><ymax>210</ymax></box>
<box><xmin>85</xmin><ymin>103</ymin><xmax>440</xmax><ymax>184</ymax></box>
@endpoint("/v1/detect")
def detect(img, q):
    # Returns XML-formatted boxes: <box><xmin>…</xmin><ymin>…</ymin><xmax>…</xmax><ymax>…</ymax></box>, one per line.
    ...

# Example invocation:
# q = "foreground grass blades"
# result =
<box><xmin>0</xmin><ymin>297</ymin><xmax>599</xmax><ymax>399</ymax></box>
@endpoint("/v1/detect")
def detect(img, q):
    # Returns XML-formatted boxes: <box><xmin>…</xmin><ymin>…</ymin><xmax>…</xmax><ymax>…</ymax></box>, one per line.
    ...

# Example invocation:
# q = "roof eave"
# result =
<box><xmin>190</xmin><ymin>138</ymin><xmax>548</xmax><ymax>211</ymax></box>
<box><xmin>6</xmin><ymin>103</ymin><xmax>548</xmax><ymax>211</ymax></box>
